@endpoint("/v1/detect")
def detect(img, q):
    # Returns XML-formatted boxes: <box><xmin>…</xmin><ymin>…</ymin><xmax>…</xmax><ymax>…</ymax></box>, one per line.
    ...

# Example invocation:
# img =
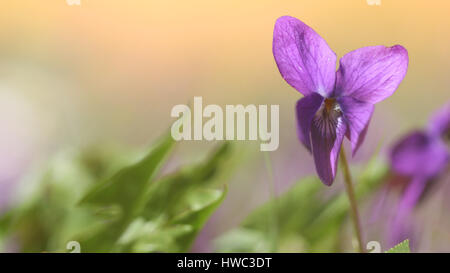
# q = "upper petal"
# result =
<box><xmin>273</xmin><ymin>16</ymin><xmax>337</xmax><ymax>97</ymax></box>
<box><xmin>335</xmin><ymin>45</ymin><xmax>408</xmax><ymax>103</ymax></box>
<box><xmin>338</xmin><ymin>97</ymin><xmax>374</xmax><ymax>156</ymax></box>
<box><xmin>389</xmin><ymin>131</ymin><xmax>449</xmax><ymax>178</ymax></box>
<box><xmin>310</xmin><ymin>107</ymin><xmax>347</xmax><ymax>186</ymax></box>
<box><xmin>295</xmin><ymin>93</ymin><xmax>324</xmax><ymax>152</ymax></box>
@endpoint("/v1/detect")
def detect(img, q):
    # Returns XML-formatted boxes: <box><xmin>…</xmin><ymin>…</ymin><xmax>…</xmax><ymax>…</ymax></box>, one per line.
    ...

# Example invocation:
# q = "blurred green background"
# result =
<box><xmin>0</xmin><ymin>0</ymin><xmax>449</xmax><ymax>252</ymax></box>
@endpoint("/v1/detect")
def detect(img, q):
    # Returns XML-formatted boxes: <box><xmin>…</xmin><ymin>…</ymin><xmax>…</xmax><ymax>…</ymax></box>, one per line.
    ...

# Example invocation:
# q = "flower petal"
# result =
<box><xmin>310</xmin><ymin>109</ymin><xmax>347</xmax><ymax>186</ymax></box>
<box><xmin>338</xmin><ymin>97</ymin><xmax>374</xmax><ymax>156</ymax></box>
<box><xmin>389</xmin><ymin>176</ymin><xmax>426</xmax><ymax>249</ymax></box>
<box><xmin>273</xmin><ymin>16</ymin><xmax>337</xmax><ymax>97</ymax></box>
<box><xmin>295</xmin><ymin>93</ymin><xmax>324</xmax><ymax>152</ymax></box>
<box><xmin>428</xmin><ymin>101</ymin><xmax>450</xmax><ymax>140</ymax></box>
<box><xmin>335</xmin><ymin>45</ymin><xmax>408</xmax><ymax>103</ymax></box>
<box><xmin>389</xmin><ymin>131</ymin><xmax>449</xmax><ymax>177</ymax></box>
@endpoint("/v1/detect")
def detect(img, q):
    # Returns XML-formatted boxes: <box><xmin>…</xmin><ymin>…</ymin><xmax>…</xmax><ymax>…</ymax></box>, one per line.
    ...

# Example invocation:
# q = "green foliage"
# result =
<box><xmin>77</xmin><ymin>141</ymin><xmax>232</xmax><ymax>252</ymax></box>
<box><xmin>79</xmin><ymin>133</ymin><xmax>175</xmax><ymax>213</ymax></box>
<box><xmin>0</xmin><ymin>132</ymin><xmax>232</xmax><ymax>253</ymax></box>
<box><xmin>0</xmin><ymin>129</ymin><xmax>393</xmax><ymax>253</ymax></box>
<box><xmin>215</xmin><ymin>155</ymin><xmax>389</xmax><ymax>253</ymax></box>
<box><xmin>385</xmin><ymin>239</ymin><xmax>410</xmax><ymax>253</ymax></box>
<box><xmin>75</xmin><ymin>133</ymin><xmax>175</xmax><ymax>252</ymax></box>
<box><xmin>141</xmin><ymin>143</ymin><xmax>231</xmax><ymax>220</ymax></box>
<box><xmin>118</xmin><ymin>187</ymin><xmax>227</xmax><ymax>252</ymax></box>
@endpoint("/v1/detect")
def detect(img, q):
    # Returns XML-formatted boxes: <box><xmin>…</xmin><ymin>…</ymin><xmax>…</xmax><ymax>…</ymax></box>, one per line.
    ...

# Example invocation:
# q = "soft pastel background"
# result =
<box><xmin>1</xmin><ymin>0</ymin><xmax>449</xmax><ymax>252</ymax></box>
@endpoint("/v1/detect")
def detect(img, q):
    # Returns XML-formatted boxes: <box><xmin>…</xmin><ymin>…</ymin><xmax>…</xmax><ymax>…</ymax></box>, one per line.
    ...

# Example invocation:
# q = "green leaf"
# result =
<box><xmin>303</xmin><ymin>156</ymin><xmax>388</xmax><ymax>251</ymax></box>
<box><xmin>215</xmin><ymin>228</ymin><xmax>272</xmax><ymax>253</ymax></box>
<box><xmin>385</xmin><ymin>239</ymin><xmax>410</xmax><ymax>253</ymax></box>
<box><xmin>0</xmin><ymin>210</ymin><xmax>13</xmax><ymax>235</ymax></box>
<box><xmin>214</xmin><ymin>176</ymin><xmax>323</xmax><ymax>253</ymax></box>
<box><xmin>2</xmin><ymin>132</ymin><xmax>235</xmax><ymax>253</ymax></box>
<box><xmin>170</xmin><ymin>187</ymin><xmax>228</xmax><ymax>251</ymax></box>
<box><xmin>79</xmin><ymin>133</ymin><xmax>174</xmax><ymax>215</ymax></box>
<box><xmin>243</xmin><ymin>176</ymin><xmax>323</xmax><ymax>240</ymax></box>
<box><xmin>215</xmin><ymin>154</ymin><xmax>388</xmax><ymax>253</ymax></box>
<box><xmin>0</xmin><ymin>149</ymin><xmax>107</xmax><ymax>252</ymax></box>
<box><xmin>119</xmin><ymin>187</ymin><xmax>227</xmax><ymax>252</ymax></box>
<box><xmin>77</xmin><ymin>141</ymin><xmax>232</xmax><ymax>252</ymax></box>
<box><xmin>114</xmin><ymin>143</ymin><xmax>232</xmax><ymax>253</ymax></box>
<box><xmin>76</xmin><ymin>133</ymin><xmax>175</xmax><ymax>252</ymax></box>
<box><xmin>140</xmin><ymin>142</ymin><xmax>232</xmax><ymax>220</ymax></box>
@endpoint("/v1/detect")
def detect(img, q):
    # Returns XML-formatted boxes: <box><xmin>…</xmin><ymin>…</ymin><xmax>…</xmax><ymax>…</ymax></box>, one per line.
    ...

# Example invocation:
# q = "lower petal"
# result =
<box><xmin>310</xmin><ymin>111</ymin><xmax>347</xmax><ymax>186</ymax></box>
<box><xmin>338</xmin><ymin>97</ymin><xmax>374</xmax><ymax>156</ymax></box>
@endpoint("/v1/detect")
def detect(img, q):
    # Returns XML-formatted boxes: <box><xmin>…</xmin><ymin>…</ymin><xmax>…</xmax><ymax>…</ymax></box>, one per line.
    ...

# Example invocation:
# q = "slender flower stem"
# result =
<box><xmin>339</xmin><ymin>147</ymin><xmax>365</xmax><ymax>253</ymax></box>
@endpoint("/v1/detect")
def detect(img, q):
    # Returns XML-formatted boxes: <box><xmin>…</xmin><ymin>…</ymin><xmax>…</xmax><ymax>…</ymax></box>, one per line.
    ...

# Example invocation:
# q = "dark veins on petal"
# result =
<box><xmin>312</xmin><ymin>98</ymin><xmax>343</xmax><ymax>138</ymax></box>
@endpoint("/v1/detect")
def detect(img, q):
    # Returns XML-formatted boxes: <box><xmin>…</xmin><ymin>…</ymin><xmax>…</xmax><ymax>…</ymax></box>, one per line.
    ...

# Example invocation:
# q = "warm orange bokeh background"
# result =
<box><xmin>2</xmin><ymin>0</ymin><xmax>449</xmax><ymax>143</ymax></box>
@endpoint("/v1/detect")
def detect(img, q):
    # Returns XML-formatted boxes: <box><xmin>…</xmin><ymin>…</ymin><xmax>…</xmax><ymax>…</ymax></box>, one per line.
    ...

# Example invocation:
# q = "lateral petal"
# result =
<box><xmin>295</xmin><ymin>93</ymin><xmax>324</xmax><ymax>152</ymax></box>
<box><xmin>338</xmin><ymin>97</ymin><xmax>374</xmax><ymax>156</ymax></box>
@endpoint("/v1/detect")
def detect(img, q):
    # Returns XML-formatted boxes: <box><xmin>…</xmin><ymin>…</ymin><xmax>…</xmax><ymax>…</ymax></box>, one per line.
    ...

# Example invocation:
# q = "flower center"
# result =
<box><xmin>312</xmin><ymin>98</ymin><xmax>342</xmax><ymax>138</ymax></box>
<box><xmin>324</xmin><ymin>98</ymin><xmax>337</xmax><ymax>113</ymax></box>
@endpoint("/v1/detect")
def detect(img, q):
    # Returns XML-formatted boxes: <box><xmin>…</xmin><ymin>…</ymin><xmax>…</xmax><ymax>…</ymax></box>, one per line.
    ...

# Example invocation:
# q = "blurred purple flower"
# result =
<box><xmin>388</xmin><ymin>102</ymin><xmax>450</xmax><ymax>247</ymax></box>
<box><xmin>272</xmin><ymin>16</ymin><xmax>409</xmax><ymax>185</ymax></box>
<box><xmin>429</xmin><ymin>102</ymin><xmax>450</xmax><ymax>141</ymax></box>
<box><xmin>390</xmin><ymin>132</ymin><xmax>448</xmax><ymax>178</ymax></box>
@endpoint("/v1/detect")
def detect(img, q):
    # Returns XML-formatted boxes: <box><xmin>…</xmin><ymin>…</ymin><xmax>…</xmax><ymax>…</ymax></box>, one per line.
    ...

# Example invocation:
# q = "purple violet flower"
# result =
<box><xmin>388</xmin><ymin>102</ymin><xmax>450</xmax><ymax>246</ymax></box>
<box><xmin>429</xmin><ymin>102</ymin><xmax>450</xmax><ymax>143</ymax></box>
<box><xmin>272</xmin><ymin>16</ymin><xmax>409</xmax><ymax>185</ymax></box>
<box><xmin>390</xmin><ymin>131</ymin><xmax>448</xmax><ymax>178</ymax></box>
<box><xmin>390</xmin><ymin>101</ymin><xmax>450</xmax><ymax>182</ymax></box>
